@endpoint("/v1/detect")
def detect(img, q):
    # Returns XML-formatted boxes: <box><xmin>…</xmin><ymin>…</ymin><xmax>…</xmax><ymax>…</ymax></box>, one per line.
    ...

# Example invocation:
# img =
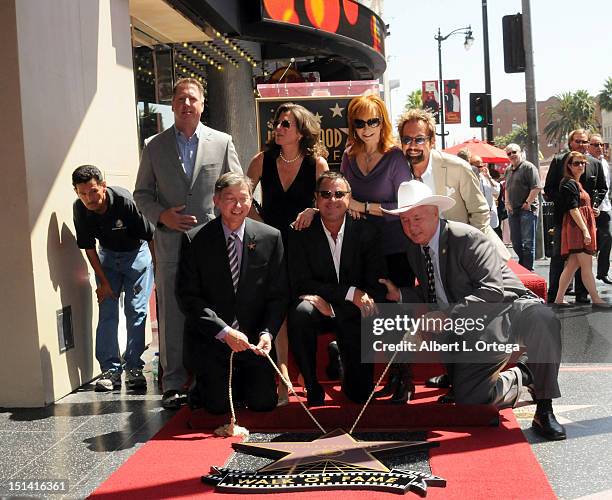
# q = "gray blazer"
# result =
<box><xmin>134</xmin><ymin>125</ymin><xmax>242</xmax><ymax>263</ymax></box>
<box><xmin>400</xmin><ymin>219</ymin><xmax>531</xmax><ymax>343</ymax></box>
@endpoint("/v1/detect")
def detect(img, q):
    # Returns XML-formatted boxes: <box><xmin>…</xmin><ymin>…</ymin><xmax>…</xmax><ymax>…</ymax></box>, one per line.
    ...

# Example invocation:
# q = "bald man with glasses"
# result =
<box><xmin>504</xmin><ymin>144</ymin><xmax>542</xmax><ymax>271</ymax></box>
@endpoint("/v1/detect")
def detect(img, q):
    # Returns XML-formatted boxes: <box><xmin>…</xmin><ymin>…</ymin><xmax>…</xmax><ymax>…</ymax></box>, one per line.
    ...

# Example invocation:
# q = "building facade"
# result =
<box><xmin>0</xmin><ymin>0</ymin><xmax>386</xmax><ymax>406</ymax></box>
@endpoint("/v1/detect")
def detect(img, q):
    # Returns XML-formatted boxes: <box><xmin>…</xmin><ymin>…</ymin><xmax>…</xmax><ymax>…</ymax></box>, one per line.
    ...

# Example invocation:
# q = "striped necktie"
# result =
<box><xmin>227</xmin><ymin>232</ymin><xmax>240</xmax><ymax>292</ymax></box>
<box><xmin>227</xmin><ymin>233</ymin><xmax>241</xmax><ymax>330</ymax></box>
<box><xmin>422</xmin><ymin>246</ymin><xmax>437</xmax><ymax>304</ymax></box>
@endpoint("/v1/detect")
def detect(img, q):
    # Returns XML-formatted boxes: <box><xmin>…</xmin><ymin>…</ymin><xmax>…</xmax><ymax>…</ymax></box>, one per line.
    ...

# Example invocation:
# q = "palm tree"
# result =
<box><xmin>598</xmin><ymin>77</ymin><xmax>612</xmax><ymax>111</ymax></box>
<box><xmin>543</xmin><ymin>90</ymin><xmax>598</xmax><ymax>149</ymax></box>
<box><xmin>494</xmin><ymin>123</ymin><xmax>529</xmax><ymax>149</ymax></box>
<box><xmin>403</xmin><ymin>89</ymin><xmax>422</xmax><ymax>112</ymax></box>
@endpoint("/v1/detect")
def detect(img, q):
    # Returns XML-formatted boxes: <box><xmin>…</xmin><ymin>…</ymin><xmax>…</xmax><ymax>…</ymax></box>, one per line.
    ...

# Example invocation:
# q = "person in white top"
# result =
<box><xmin>471</xmin><ymin>155</ymin><xmax>500</xmax><ymax>229</ymax></box>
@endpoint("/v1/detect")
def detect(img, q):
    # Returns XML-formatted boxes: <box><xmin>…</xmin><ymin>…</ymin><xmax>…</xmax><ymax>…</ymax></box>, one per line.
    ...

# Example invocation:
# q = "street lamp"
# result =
<box><xmin>434</xmin><ymin>26</ymin><xmax>474</xmax><ymax>148</ymax></box>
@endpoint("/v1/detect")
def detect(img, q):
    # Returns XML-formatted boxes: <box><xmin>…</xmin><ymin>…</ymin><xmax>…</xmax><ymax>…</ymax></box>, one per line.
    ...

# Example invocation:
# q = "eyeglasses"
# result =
<box><xmin>400</xmin><ymin>135</ymin><xmax>429</xmax><ymax>145</ymax></box>
<box><xmin>273</xmin><ymin>119</ymin><xmax>292</xmax><ymax>129</ymax></box>
<box><xmin>570</xmin><ymin>161</ymin><xmax>587</xmax><ymax>166</ymax></box>
<box><xmin>590</xmin><ymin>142</ymin><xmax>604</xmax><ymax>148</ymax></box>
<box><xmin>506</xmin><ymin>150</ymin><xmax>519</xmax><ymax>156</ymax></box>
<box><xmin>317</xmin><ymin>190</ymin><xmax>350</xmax><ymax>200</ymax></box>
<box><xmin>573</xmin><ymin>140</ymin><xmax>589</xmax><ymax>145</ymax></box>
<box><xmin>353</xmin><ymin>118</ymin><xmax>381</xmax><ymax>129</ymax></box>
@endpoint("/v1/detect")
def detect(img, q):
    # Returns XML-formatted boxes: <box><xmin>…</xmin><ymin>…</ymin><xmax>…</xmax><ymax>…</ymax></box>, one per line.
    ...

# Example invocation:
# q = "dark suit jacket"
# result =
<box><xmin>288</xmin><ymin>215</ymin><xmax>386</xmax><ymax>322</ymax></box>
<box><xmin>544</xmin><ymin>152</ymin><xmax>608</xmax><ymax>224</ymax></box>
<box><xmin>177</xmin><ymin>217</ymin><xmax>288</xmax><ymax>346</ymax></box>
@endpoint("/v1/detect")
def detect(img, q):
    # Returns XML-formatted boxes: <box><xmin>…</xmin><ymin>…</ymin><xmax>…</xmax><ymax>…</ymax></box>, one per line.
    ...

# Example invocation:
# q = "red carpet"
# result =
<box><xmin>188</xmin><ymin>383</ymin><xmax>499</xmax><ymax>430</ymax></box>
<box><xmin>90</xmin><ymin>399</ymin><xmax>554</xmax><ymax>499</ymax></box>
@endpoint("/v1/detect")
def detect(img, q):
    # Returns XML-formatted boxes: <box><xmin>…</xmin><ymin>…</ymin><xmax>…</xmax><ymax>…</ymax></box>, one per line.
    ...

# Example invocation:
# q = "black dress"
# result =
<box><xmin>260</xmin><ymin>150</ymin><xmax>316</xmax><ymax>246</ymax></box>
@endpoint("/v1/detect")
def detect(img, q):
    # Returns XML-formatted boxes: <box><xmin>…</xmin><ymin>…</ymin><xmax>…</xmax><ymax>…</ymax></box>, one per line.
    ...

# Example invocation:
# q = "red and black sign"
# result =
<box><xmin>261</xmin><ymin>0</ymin><xmax>385</xmax><ymax>55</ymax></box>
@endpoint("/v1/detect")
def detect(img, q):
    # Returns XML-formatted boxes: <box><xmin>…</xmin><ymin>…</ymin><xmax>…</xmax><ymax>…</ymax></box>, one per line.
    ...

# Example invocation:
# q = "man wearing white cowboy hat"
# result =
<box><xmin>379</xmin><ymin>180</ymin><xmax>566</xmax><ymax>441</ymax></box>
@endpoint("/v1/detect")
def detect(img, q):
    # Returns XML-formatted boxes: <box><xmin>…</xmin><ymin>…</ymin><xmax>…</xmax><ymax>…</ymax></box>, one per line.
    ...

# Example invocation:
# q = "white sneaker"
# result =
<box><xmin>95</xmin><ymin>370</ymin><xmax>121</xmax><ymax>392</ymax></box>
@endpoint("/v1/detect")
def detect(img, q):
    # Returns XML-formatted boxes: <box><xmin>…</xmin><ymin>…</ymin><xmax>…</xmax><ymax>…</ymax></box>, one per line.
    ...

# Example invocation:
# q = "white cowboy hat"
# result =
<box><xmin>381</xmin><ymin>180</ymin><xmax>456</xmax><ymax>215</ymax></box>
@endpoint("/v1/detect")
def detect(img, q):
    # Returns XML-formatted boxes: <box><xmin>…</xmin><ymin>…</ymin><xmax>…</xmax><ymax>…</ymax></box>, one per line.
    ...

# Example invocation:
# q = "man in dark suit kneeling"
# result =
<box><xmin>288</xmin><ymin>171</ymin><xmax>386</xmax><ymax>406</ymax></box>
<box><xmin>177</xmin><ymin>172</ymin><xmax>288</xmax><ymax>414</ymax></box>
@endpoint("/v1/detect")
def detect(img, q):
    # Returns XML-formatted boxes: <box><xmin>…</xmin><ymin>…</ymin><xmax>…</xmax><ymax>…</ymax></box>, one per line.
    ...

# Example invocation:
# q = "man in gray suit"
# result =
<box><xmin>134</xmin><ymin>78</ymin><xmax>242</xmax><ymax>408</ymax></box>
<box><xmin>381</xmin><ymin>180</ymin><xmax>566</xmax><ymax>440</ymax></box>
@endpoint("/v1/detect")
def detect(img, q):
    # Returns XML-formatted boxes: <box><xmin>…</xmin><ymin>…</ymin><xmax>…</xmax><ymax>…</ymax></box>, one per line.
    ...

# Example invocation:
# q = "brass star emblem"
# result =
<box><xmin>232</xmin><ymin>428</ymin><xmax>436</xmax><ymax>475</ymax></box>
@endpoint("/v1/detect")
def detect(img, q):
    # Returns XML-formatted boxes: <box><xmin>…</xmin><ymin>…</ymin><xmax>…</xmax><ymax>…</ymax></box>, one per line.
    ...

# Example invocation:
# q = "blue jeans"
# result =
<box><xmin>96</xmin><ymin>242</ymin><xmax>153</xmax><ymax>372</ymax></box>
<box><xmin>508</xmin><ymin>210</ymin><xmax>537</xmax><ymax>270</ymax></box>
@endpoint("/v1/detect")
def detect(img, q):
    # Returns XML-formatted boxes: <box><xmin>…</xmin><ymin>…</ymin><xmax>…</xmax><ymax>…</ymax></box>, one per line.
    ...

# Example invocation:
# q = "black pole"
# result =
<box><xmin>437</xmin><ymin>28</ymin><xmax>446</xmax><ymax>149</ymax></box>
<box><xmin>481</xmin><ymin>0</ymin><xmax>493</xmax><ymax>143</ymax></box>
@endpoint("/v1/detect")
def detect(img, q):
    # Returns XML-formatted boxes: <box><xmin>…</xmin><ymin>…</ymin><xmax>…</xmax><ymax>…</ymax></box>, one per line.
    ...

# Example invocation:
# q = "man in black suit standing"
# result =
<box><xmin>288</xmin><ymin>171</ymin><xmax>386</xmax><ymax>406</ymax></box>
<box><xmin>177</xmin><ymin>172</ymin><xmax>288</xmax><ymax>414</ymax></box>
<box><xmin>544</xmin><ymin>129</ymin><xmax>608</xmax><ymax>303</ymax></box>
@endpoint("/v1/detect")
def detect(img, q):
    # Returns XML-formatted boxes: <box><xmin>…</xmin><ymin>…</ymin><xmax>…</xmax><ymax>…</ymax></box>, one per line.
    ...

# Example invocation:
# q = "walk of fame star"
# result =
<box><xmin>232</xmin><ymin>428</ymin><xmax>437</xmax><ymax>474</ymax></box>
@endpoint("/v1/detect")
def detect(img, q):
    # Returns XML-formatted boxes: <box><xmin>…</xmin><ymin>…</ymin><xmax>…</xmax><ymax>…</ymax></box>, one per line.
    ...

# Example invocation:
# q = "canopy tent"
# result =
<box><xmin>443</xmin><ymin>138</ymin><xmax>510</xmax><ymax>164</ymax></box>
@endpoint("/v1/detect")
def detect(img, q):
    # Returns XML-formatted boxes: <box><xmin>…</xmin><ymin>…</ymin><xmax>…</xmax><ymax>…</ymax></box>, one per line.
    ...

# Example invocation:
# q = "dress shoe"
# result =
<box><xmin>532</xmin><ymin>410</ymin><xmax>566</xmax><ymax>440</ymax></box>
<box><xmin>306</xmin><ymin>383</ymin><xmax>325</xmax><ymax>407</ymax></box>
<box><xmin>325</xmin><ymin>341</ymin><xmax>343</xmax><ymax>380</ymax></box>
<box><xmin>592</xmin><ymin>302</ymin><xmax>612</xmax><ymax>309</ymax></box>
<box><xmin>187</xmin><ymin>387</ymin><xmax>203</xmax><ymax>410</ymax></box>
<box><xmin>375</xmin><ymin>367</ymin><xmax>401</xmax><ymax>398</ymax></box>
<box><xmin>390</xmin><ymin>378</ymin><xmax>415</xmax><ymax>404</ymax></box>
<box><xmin>597</xmin><ymin>276</ymin><xmax>612</xmax><ymax>285</ymax></box>
<box><xmin>574</xmin><ymin>295</ymin><xmax>591</xmax><ymax>304</ymax></box>
<box><xmin>162</xmin><ymin>389</ymin><xmax>187</xmax><ymax>410</ymax></box>
<box><xmin>425</xmin><ymin>373</ymin><xmax>451</xmax><ymax>388</ymax></box>
<box><xmin>437</xmin><ymin>391</ymin><xmax>455</xmax><ymax>404</ymax></box>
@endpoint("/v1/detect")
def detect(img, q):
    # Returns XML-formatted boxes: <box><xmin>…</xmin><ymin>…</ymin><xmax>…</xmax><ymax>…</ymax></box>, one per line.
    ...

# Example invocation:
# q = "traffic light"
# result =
<box><xmin>470</xmin><ymin>93</ymin><xmax>489</xmax><ymax>128</ymax></box>
<box><xmin>502</xmin><ymin>14</ymin><xmax>526</xmax><ymax>73</ymax></box>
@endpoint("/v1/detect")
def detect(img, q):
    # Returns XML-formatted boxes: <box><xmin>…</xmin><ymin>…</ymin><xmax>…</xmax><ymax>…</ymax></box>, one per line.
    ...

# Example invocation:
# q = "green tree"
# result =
<box><xmin>543</xmin><ymin>90</ymin><xmax>598</xmax><ymax>149</ymax></box>
<box><xmin>598</xmin><ymin>77</ymin><xmax>612</xmax><ymax>111</ymax></box>
<box><xmin>403</xmin><ymin>89</ymin><xmax>422</xmax><ymax>112</ymax></box>
<box><xmin>494</xmin><ymin>123</ymin><xmax>529</xmax><ymax>149</ymax></box>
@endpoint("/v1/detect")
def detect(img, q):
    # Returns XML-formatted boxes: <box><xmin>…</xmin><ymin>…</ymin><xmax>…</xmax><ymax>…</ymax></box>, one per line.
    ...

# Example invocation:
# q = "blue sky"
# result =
<box><xmin>383</xmin><ymin>0</ymin><xmax>612</xmax><ymax>145</ymax></box>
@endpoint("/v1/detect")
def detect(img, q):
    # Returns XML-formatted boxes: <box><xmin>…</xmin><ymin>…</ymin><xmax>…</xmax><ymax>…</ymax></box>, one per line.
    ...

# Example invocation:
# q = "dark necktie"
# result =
<box><xmin>227</xmin><ymin>233</ymin><xmax>240</xmax><ymax>329</ymax></box>
<box><xmin>422</xmin><ymin>246</ymin><xmax>437</xmax><ymax>304</ymax></box>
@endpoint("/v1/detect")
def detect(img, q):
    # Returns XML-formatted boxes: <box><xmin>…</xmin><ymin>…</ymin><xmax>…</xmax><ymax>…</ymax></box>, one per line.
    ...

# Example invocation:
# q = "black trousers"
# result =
<box><xmin>597</xmin><ymin>210</ymin><xmax>612</xmax><ymax>278</ymax></box>
<box><xmin>288</xmin><ymin>299</ymin><xmax>373</xmax><ymax>404</ymax></box>
<box><xmin>191</xmin><ymin>338</ymin><xmax>277</xmax><ymax>415</ymax></box>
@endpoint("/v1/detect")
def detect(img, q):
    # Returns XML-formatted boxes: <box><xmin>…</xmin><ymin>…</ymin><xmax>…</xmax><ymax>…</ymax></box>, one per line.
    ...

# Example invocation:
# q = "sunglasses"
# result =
<box><xmin>317</xmin><ymin>190</ymin><xmax>350</xmax><ymax>200</ymax></box>
<box><xmin>273</xmin><ymin>119</ymin><xmax>292</xmax><ymax>129</ymax></box>
<box><xmin>570</xmin><ymin>161</ymin><xmax>587</xmax><ymax>166</ymax></box>
<box><xmin>590</xmin><ymin>142</ymin><xmax>604</xmax><ymax>147</ymax></box>
<box><xmin>400</xmin><ymin>135</ymin><xmax>429</xmax><ymax>145</ymax></box>
<box><xmin>506</xmin><ymin>150</ymin><xmax>519</xmax><ymax>156</ymax></box>
<box><xmin>354</xmin><ymin>118</ymin><xmax>381</xmax><ymax>129</ymax></box>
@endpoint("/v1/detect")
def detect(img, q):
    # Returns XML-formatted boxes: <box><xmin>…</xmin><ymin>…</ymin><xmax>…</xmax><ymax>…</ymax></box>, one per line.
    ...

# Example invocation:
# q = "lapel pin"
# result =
<box><xmin>248</xmin><ymin>242</ymin><xmax>256</xmax><ymax>251</ymax></box>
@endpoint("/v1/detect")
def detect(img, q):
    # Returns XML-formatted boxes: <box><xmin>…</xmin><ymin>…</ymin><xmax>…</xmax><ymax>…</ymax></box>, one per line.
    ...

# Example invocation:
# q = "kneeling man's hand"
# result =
<box><xmin>299</xmin><ymin>294</ymin><xmax>333</xmax><ymax>317</ymax></box>
<box><xmin>353</xmin><ymin>289</ymin><xmax>378</xmax><ymax>317</ymax></box>
<box><xmin>226</xmin><ymin>329</ymin><xmax>251</xmax><ymax>352</ymax></box>
<box><xmin>379</xmin><ymin>278</ymin><xmax>400</xmax><ymax>302</ymax></box>
<box><xmin>253</xmin><ymin>332</ymin><xmax>273</xmax><ymax>356</ymax></box>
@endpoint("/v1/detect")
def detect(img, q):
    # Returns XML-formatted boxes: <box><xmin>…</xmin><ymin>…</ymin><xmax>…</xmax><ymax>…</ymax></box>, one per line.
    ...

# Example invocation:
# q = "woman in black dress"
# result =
<box><xmin>247</xmin><ymin>103</ymin><xmax>328</xmax><ymax>404</ymax></box>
